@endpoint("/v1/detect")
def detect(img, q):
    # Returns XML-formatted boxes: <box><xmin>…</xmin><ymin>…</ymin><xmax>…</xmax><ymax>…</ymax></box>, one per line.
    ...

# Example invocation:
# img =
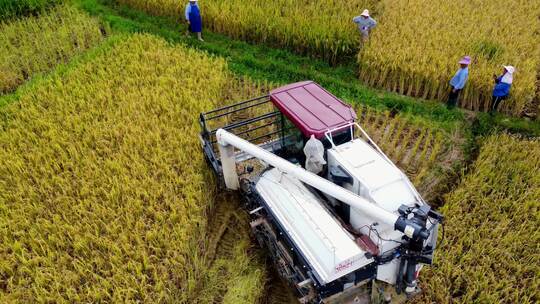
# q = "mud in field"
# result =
<box><xmin>262</xmin><ymin>269</ymin><xmax>299</xmax><ymax>304</ymax></box>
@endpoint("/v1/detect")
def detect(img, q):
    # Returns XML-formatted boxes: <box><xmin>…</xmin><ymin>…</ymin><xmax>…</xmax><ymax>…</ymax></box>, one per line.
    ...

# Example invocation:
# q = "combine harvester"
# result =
<box><xmin>199</xmin><ymin>81</ymin><xmax>443</xmax><ymax>303</ymax></box>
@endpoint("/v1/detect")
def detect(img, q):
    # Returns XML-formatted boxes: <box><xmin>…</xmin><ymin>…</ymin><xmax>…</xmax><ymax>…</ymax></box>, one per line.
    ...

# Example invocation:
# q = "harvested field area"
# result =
<box><xmin>355</xmin><ymin>105</ymin><xmax>466</xmax><ymax>202</ymax></box>
<box><xmin>195</xmin><ymin>193</ymin><xmax>265</xmax><ymax>304</ymax></box>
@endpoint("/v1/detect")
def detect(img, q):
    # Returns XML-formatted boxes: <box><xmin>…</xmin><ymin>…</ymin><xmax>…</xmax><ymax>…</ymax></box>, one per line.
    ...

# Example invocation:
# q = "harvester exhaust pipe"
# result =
<box><xmin>216</xmin><ymin>129</ymin><xmax>429</xmax><ymax>240</ymax></box>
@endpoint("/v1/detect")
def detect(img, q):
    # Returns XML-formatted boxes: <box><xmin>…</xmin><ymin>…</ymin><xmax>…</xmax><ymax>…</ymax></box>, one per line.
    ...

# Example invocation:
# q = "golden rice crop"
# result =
<box><xmin>0</xmin><ymin>5</ymin><xmax>106</xmax><ymax>94</ymax></box>
<box><xmin>0</xmin><ymin>33</ymin><xmax>266</xmax><ymax>303</ymax></box>
<box><xmin>359</xmin><ymin>0</ymin><xmax>540</xmax><ymax>117</ymax></box>
<box><xmin>113</xmin><ymin>0</ymin><xmax>378</xmax><ymax>63</ymax></box>
<box><xmin>419</xmin><ymin>134</ymin><xmax>540</xmax><ymax>303</ymax></box>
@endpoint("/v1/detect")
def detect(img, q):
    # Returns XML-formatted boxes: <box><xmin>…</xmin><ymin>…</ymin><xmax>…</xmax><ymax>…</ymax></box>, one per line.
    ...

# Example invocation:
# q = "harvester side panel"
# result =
<box><xmin>255</xmin><ymin>168</ymin><xmax>373</xmax><ymax>284</ymax></box>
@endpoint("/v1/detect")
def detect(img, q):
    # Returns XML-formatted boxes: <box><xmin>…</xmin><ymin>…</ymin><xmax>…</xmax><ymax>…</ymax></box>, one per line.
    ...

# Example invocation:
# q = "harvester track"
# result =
<box><xmin>262</xmin><ymin>268</ymin><xmax>299</xmax><ymax>304</ymax></box>
<box><xmin>204</xmin><ymin>191</ymin><xmax>300</xmax><ymax>304</ymax></box>
<box><xmin>205</xmin><ymin>193</ymin><xmax>246</xmax><ymax>262</ymax></box>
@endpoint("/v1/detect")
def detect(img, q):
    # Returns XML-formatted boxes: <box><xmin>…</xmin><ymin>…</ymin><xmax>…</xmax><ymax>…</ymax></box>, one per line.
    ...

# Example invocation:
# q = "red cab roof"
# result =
<box><xmin>270</xmin><ymin>81</ymin><xmax>357</xmax><ymax>139</ymax></box>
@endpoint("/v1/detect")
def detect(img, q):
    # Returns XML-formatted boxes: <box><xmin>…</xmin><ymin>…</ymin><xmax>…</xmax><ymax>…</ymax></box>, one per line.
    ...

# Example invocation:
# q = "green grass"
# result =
<box><xmin>474</xmin><ymin>112</ymin><xmax>540</xmax><ymax>138</ymax></box>
<box><xmin>0</xmin><ymin>0</ymin><xmax>62</xmax><ymax>19</ymax></box>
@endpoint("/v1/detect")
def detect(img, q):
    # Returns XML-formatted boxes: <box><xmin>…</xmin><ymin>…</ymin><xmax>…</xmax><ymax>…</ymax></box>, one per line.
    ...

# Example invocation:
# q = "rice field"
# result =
<box><xmin>110</xmin><ymin>0</ymin><xmax>540</xmax><ymax>118</ymax></box>
<box><xmin>359</xmin><ymin>0</ymin><xmax>540</xmax><ymax>117</ymax></box>
<box><xmin>0</xmin><ymin>5</ymin><xmax>106</xmax><ymax>94</ymax></box>
<box><xmin>1</xmin><ymin>1</ymin><xmax>538</xmax><ymax>302</ymax></box>
<box><xmin>112</xmin><ymin>0</ymin><xmax>378</xmax><ymax>63</ymax></box>
<box><xmin>419</xmin><ymin>134</ymin><xmax>540</xmax><ymax>303</ymax></box>
<box><xmin>0</xmin><ymin>33</ymin><xmax>265</xmax><ymax>303</ymax></box>
<box><xmin>355</xmin><ymin>105</ymin><xmax>465</xmax><ymax>202</ymax></box>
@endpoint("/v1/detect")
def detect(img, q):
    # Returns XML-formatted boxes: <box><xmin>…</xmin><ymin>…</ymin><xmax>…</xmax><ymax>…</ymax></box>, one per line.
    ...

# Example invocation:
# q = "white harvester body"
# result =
<box><xmin>199</xmin><ymin>81</ymin><xmax>443</xmax><ymax>303</ymax></box>
<box><xmin>325</xmin><ymin>135</ymin><xmax>427</xmax><ymax>284</ymax></box>
<box><xmin>256</xmin><ymin>168</ymin><xmax>373</xmax><ymax>284</ymax></box>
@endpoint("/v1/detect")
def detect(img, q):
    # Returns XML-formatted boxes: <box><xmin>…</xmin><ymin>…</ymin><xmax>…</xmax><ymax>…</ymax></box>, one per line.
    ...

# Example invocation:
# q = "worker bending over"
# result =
<box><xmin>353</xmin><ymin>9</ymin><xmax>377</xmax><ymax>42</ymax></box>
<box><xmin>447</xmin><ymin>56</ymin><xmax>470</xmax><ymax>109</ymax></box>
<box><xmin>185</xmin><ymin>0</ymin><xmax>203</xmax><ymax>41</ymax></box>
<box><xmin>491</xmin><ymin>65</ymin><xmax>514</xmax><ymax>114</ymax></box>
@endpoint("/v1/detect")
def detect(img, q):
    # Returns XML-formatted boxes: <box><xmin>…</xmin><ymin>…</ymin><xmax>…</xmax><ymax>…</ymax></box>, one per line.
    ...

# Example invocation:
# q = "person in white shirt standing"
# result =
<box><xmin>353</xmin><ymin>9</ymin><xmax>377</xmax><ymax>42</ymax></box>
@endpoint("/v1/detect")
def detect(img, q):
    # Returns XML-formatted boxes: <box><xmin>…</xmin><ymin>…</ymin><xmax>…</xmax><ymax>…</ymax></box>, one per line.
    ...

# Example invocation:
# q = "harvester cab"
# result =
<box><xmin>199</xmin><ymin>81</ymin><xmax>443</xmax><ymax>304</ymax></box>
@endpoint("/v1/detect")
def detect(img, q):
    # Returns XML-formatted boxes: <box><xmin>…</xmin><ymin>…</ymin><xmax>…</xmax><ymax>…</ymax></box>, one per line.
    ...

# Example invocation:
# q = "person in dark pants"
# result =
<box><xmin>491</xmin><ymin>65</ymin><xmax>514</xmax><ymax>114</ymax></box>
<box><xmin>185</xmin><ymin>0</ymin><xmax>203</xmax><ymax>41</ymax></box>
<box><xmin>447</xmin><ymin>56</ymin><xmax>471</xmax><ymax>109</ymax></box>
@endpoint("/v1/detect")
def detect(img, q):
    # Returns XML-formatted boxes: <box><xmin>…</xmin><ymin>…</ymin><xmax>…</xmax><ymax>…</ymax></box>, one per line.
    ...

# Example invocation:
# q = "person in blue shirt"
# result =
<box><xmin>185</xmin><ymin>0</ymin><xmax>203</xmax><ymax>41</ymax></box>
<box><xmin>447</xmin><ymin>56</ymin><xmax>471</xmax><ymax>109</ymax></box>
<box><xmin>352</xmin><ymin>9</ymin><xmax>377</xmax><ymax>42</ymax></box>
<box><xmin>491</xmin><ymin>65</ymin><xmax>514</xmax><ymax>114</ymax></box>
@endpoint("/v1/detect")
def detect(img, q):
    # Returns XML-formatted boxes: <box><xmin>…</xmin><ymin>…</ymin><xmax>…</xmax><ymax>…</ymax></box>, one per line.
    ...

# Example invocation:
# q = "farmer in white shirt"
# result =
<box><xmin>353</xmin><ymin>9</ymin><xmax>377</xmax><ymax>42</ymax></box>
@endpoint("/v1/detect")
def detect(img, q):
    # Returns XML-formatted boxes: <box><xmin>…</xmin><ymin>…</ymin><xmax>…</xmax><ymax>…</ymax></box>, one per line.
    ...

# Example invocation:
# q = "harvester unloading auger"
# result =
<box><xmin>199</xmin><ymin>81</ymin><xmax>443</xmax><ymax>304</ymax></box>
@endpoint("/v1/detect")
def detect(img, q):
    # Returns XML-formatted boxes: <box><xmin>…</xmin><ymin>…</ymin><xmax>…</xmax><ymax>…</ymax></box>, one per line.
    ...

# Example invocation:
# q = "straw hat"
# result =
<box><xmin>361</xmin><ymin>9</ymin><xmax>370</xmax><ymax>17</ymax></box>
<box><xmin>458</xmin><ymin>56</ymin><xmax>471</xmax><ymax>65</ymax></box>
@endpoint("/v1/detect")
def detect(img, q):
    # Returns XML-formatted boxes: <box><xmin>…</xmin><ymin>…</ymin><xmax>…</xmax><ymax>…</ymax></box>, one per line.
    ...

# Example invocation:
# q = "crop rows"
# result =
<box><xmin>112</xmin><ymin>0</ymin><xmax>539</xmax><ymax>118</ymax></box>
<box><xmin>359</xmin><ymin>0</ymin><xmax>540</xmax><ymax>117</ymax></box>
<box><xmin>112</xmin><ymin>0</ymin><xmax>377</xmax><ymax>63</ymax></box>
<box><xmin>419</xmin><ymin>134</ymin><xmax>540</xmax><ymax>303</ymax></box>
<box><xmin>0</xmin><ymin>5</ymin><xmax>106</xmax><ymax>94</ymax></box>
<box><xmin>355</xmin><ymin>105</ymin><xmax>464</xmax><ymax>202</ymax></box>
<box><xmin>0</xmin><ymin>33</ymin><xmax>265</xmax><ymax>303</ymax></box>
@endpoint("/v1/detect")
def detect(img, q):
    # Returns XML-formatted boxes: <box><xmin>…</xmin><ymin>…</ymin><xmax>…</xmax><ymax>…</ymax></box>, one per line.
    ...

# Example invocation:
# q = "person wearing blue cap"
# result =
<box><xmin>185</xmin><ymin>0</ymin><xmax>203</xmax><ymax>41</ymax></box>
<box><xmin>447</xmin><ymin>56</ymin><xmax>471</xmax><ymax>109</ymax></box>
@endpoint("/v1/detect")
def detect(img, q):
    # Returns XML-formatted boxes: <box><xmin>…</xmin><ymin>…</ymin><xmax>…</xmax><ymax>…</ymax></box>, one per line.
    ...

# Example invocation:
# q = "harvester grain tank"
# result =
<box><xmin>199</xmin><ymin>81</ymin><xmax>443</xmax><ymax>303</ymax></box>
